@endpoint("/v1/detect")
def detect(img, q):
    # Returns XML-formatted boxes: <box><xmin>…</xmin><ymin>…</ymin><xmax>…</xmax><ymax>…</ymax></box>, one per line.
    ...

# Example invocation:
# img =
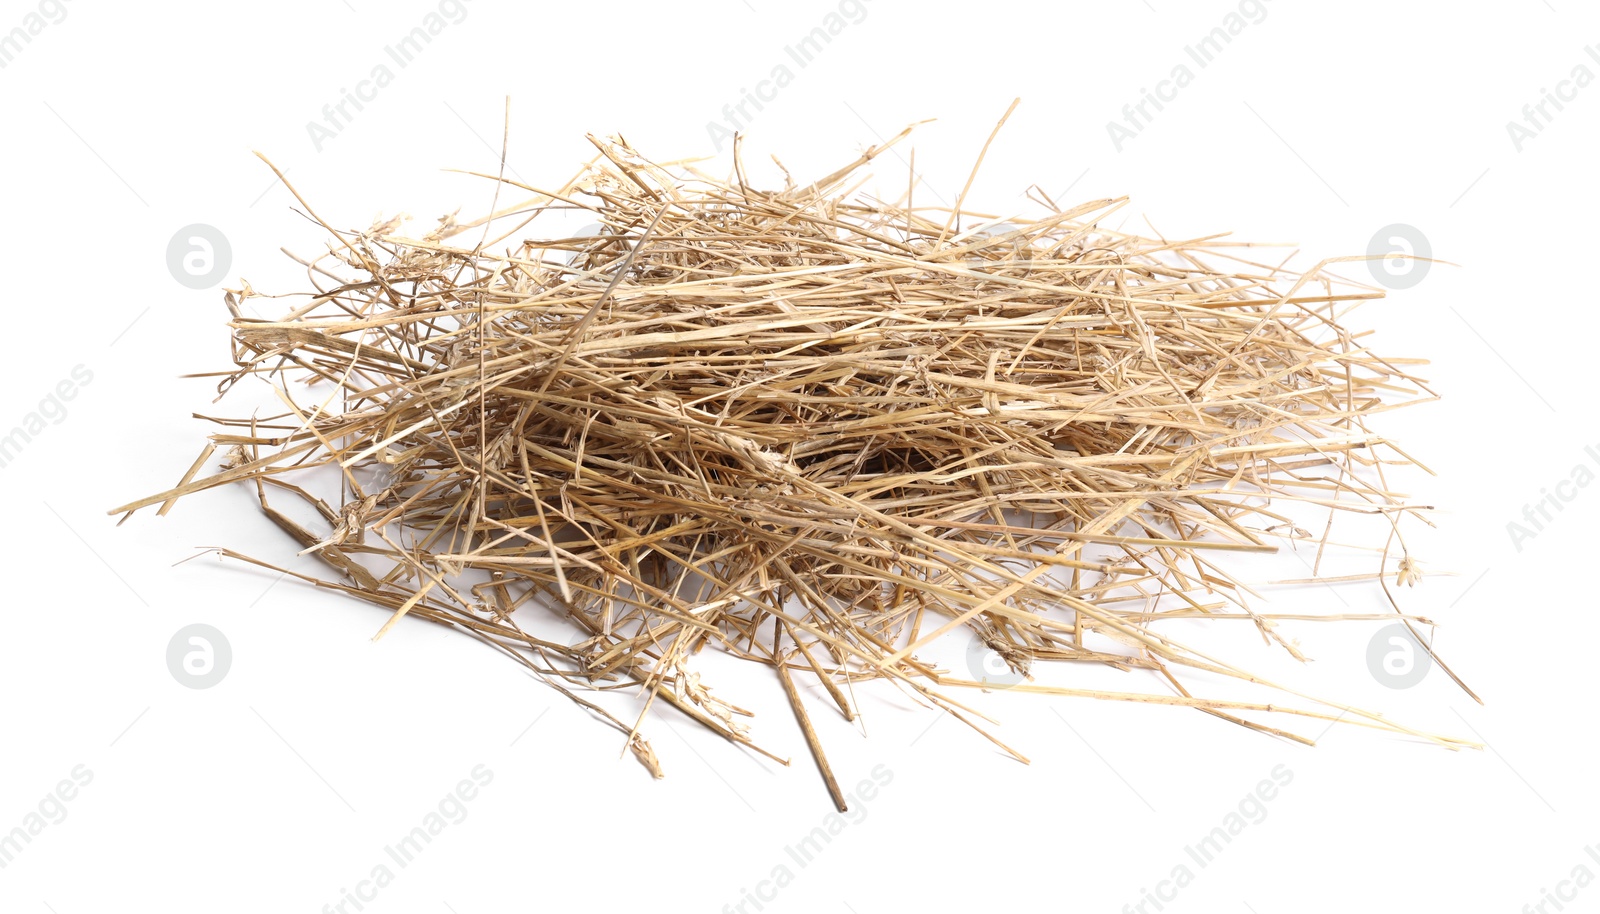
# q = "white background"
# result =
<box><xmin>1</xmin><ymin>1</ymin><xmax>1595</xmax><ymax>912</ymax></box>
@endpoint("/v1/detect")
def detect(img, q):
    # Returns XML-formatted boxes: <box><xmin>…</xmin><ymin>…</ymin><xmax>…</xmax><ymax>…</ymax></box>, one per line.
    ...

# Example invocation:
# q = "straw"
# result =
<box><xmin>114</xmin><ymin>124</ymin><xmax>1475</xmax><ymax>805</ymax></box>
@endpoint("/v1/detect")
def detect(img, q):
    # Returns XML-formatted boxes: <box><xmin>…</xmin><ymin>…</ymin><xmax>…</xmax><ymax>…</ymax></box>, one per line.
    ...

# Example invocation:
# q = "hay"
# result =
<box><xmin>114</xmin><ymin>124</ymin><xmax>1474</xmax><ymax>807</ymax></box>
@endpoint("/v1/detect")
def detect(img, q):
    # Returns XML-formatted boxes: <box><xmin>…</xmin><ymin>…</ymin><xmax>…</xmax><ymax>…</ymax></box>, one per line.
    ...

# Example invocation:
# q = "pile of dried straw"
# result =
<box><xmin>116</xmin><ymin>124</ymin><xmax>1472</xmax><ymax>807</ymax></box>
